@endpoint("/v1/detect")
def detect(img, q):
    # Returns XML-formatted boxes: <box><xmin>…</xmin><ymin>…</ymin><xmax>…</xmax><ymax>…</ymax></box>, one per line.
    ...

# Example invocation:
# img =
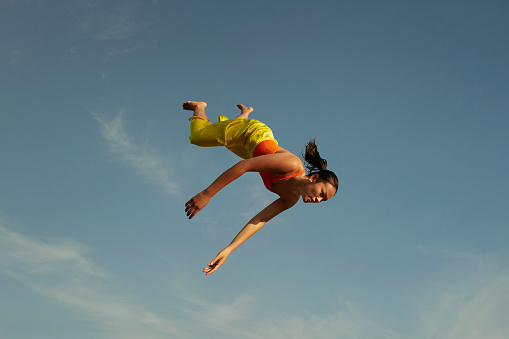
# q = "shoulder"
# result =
<box><xmin>283</xmin><ymin>152</ymin><xmax>304</xmax><ymax>170</ymax></box>
<box><xmin>241</xmin><ymin>152</ymin><xmax>304</xmax><ymax>174</ymax></box>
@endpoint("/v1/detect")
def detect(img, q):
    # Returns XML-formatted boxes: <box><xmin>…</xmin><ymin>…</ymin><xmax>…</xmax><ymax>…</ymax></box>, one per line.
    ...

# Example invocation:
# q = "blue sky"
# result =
<box><xmin>1</xmin><ymin>1</ymin><xmax>508</xmax><ymax>338</ymax></box>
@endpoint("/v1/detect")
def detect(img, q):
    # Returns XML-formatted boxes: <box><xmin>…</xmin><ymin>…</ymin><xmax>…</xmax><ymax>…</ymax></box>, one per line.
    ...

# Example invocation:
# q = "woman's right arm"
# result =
<box><xmin>185</xmin><ymin>161</ymin><xmax>247</xmax><ymax>219</ymax></box>
<box><xmin>185</xmin><ymin>152</ymin><xmax>301</xmax><ymax>219</ymax></box>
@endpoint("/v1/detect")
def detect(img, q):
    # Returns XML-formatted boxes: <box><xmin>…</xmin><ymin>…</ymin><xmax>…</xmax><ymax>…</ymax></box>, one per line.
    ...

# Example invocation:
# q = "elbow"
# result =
<box><xmin>235</xmin><ymin>160</ymin><xmax>249</xmax><ymax>175</ymax></box>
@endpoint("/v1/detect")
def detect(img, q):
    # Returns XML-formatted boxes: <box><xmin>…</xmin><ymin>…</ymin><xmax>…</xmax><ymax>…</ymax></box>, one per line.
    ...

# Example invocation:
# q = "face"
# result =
<box><xmin>301</xmin><ymin>176</ymin><xmax>336</xmax><ymax>203</ymax></box>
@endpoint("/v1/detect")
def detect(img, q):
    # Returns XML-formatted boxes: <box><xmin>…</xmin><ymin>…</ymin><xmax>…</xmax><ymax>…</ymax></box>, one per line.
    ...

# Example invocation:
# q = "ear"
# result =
<box><xmin>309</xmin><ymin>174</ymin><xmax>319</xmax><ymax>182</ymax></box>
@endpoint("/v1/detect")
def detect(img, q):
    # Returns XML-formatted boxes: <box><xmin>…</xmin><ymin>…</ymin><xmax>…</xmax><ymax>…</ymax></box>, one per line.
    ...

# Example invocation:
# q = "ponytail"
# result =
<box><xmin>303</xmin><ymin>139</ymin><xmax>327</xmax><ymax>174</ymax></box>
<box><xmin>302</xmin><ymin>139</ymin><xmax>339</xmax><ymax>191</ymax></box>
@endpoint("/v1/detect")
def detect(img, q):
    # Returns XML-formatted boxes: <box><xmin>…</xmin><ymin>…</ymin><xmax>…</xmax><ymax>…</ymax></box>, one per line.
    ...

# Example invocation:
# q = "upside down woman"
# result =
<box><xmin>183</xmin><ymin>101</ymin><xmax>338</xmax><ymax>275</ymax></box>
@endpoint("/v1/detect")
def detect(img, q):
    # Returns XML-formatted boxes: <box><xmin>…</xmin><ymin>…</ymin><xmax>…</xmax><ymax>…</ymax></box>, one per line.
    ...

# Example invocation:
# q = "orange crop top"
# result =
<box><xmin>253</xmin><ymin>140</ymin><xmax>305</xmax><ymax>192</ymax></box>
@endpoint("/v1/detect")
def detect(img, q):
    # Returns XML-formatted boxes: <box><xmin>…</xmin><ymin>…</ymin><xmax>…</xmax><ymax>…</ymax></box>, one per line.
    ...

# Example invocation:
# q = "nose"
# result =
<box><xmin>314</xmin><ymin>197</ymin><xmax>322</xmax><ymax>203</ymax></box>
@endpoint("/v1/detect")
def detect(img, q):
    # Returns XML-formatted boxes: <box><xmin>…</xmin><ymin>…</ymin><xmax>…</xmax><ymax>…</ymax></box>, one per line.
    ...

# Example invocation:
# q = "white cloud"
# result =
<box><xmin>167</xmin><ymin>274</ymin><xmax>265</xmax><ymax>339</ymax></box>
<box><xmin>169</xmin><ymin>275</ymin><xmax>397</xmax><ymax>339</ymax></box>
<box><xmin>415</xmin><ymin>249</ymin><xmax>509</xmax><ymax>339</ymax></box>
<box><xmin>92</xmin><ymin>12</ymin><xmax>136</xmax><ymax>41</ymax></box>
<box><xmin>254</xmin><ymin>305</ymin><xmax>399</xmax><ymax>339</ymax></box>
<box><xmin>103</xmin><ymin>41</ymin><xmax>145</xmax><ymax>61</ymax></box>
<box><xmin>93</xmin><ymin>110</ymin><xmax>180</xmax><ymax>197</ymax></box>
<box><xmin>66</xmin><ymin>1</ymin><xmax>151</xmax><ymax>60</ymax></box>
<box><xmin>0</xmin><ymin>224</ymin><xmax>175</xmax><ymax>338</ymax></box>
<box><xmin>166</xmin><ymin>248</ymin><xmax>509</xmax><ymax>339</ymax></box>
<box><xmin>3</xmin><ymin>222</ymin><xmax>508</xmax><ymax>339</ymax></box>
<box><xmin>70</xmin><ymin>1</ymin><xmax>141</xmax><ymax>41</ymax></box>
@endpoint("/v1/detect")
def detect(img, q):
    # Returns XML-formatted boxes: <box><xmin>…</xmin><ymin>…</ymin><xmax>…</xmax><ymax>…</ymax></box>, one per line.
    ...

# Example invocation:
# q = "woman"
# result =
<box><xmin>183</xmin><ymin>101</ymin><xmax>338</xmax><ymax>275</ymax></box>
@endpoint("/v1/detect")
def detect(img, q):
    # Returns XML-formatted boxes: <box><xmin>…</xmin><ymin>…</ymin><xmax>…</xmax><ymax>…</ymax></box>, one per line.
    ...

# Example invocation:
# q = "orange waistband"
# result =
<box><xmin>253</xmin><ymin>140</ymin><xmax>283</xmax><ymax>157</ymax></box>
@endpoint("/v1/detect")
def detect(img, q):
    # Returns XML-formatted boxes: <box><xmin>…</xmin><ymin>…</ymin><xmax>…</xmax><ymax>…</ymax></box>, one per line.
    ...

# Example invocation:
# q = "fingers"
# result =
<box><xmin>185</xmin><ymin>199</ymin><xmax>200</xmax><ymax>219</ymax></box>
<box><xmin>208</xmin><ymin>258</ymin><xmax>219</xmax><ymax>267</ymax></box>
<box><xmin>202</xmin><ymin>258</ymin><xmax>223</xmax><ymax>275</ymax></box>
<box><xmin>203</xmin><ymin>265</ymin><xmax>220</xmax><ymax>275</ymax></box>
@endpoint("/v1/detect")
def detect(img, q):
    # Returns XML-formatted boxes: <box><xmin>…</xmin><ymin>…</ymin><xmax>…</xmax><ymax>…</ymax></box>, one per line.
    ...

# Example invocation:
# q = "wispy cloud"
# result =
<box><xmin>415</xmin><ymin>248</ymin><xmax>509</xmax><ymax>339</ymax></box>
<box><xmin>70</xmin><ymin>1</ymin><xmax>141</xmax><ymax>41</ymax></box>
<box><xmin>103</xmin><ymin>42</ymin><xmax>144</xmax><ymax>60</ymax></box>
<box><xmin>3</xmin><ymin>221</ymin><xmax>508</xmax><ymax>339</ymax></box>
<box><xmin>66</xmin><ymin>1</ymin><xmax>153</xmax><ymax>60</ymax></box>
<box><xmin>254</xmin><ymin>304</ymin><xmax>399</xmax><ymax>339</ymax></box>
<box><xmin>167</xmin><ymin>273</ymin><xmax>265</xmax><ymax>338</ymax></box>
<box><xmin>167</xmin><ymin>248</ymin><xmax>509</xmax><ymax>339</ymax></box>
<box><xmin>91</xmin><ymin>11</ymin><xmax>137</xmax><ymax>41</ymax></box>
<box><xmin>93</xmin><ymin>110</ymin><xmax>179</xmax><ymax>196</ymax></box>
<box><xmin>169</xmin><ymin>275</ymin><xmax>397</xmax><ymax>339</ymax></box>
<box><xmin>0</xmin><ymin>224</ymin><xmax>175</xmax><ymax>338</ymax></box>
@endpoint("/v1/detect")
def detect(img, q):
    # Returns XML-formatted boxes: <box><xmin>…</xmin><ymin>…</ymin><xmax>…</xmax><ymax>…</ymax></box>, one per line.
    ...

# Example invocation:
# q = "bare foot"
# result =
<box><xmin>183</xmin><ymin>101</ymin><xmax>207</xmax><ymax>111</ymax></box>
<box><xmin>236</xmin><ymin>104</ymin><xmax>253</xmax><ymax>119</ymax></box>
<box><xmin>183</xmin><ymin>101</ymin><xmax>209</xmax><ymax>121</ymax></box>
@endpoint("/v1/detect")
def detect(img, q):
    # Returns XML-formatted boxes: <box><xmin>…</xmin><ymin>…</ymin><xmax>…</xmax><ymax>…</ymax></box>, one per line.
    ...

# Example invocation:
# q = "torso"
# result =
<box><xmin>259</xmin><ymin>150</ymin><xmax>305</xmax><ymax>192</ymax></box>
<box><xmin>253</xmin><ymin>141</ymin><xmax>306</xmax><ymax>201</ymax></box>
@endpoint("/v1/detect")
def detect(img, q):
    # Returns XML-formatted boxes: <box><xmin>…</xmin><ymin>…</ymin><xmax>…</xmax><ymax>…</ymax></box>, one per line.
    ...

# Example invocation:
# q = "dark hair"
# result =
<box><xmin>302</xmin><ymin>139</ymin><xmax>339</xmax><ymax>192</ymax></box>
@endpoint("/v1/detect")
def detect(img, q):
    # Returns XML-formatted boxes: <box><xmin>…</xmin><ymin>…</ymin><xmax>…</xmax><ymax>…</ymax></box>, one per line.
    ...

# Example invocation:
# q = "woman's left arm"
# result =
<box><xmin>203</xmin><ymin>197</ymin><xmax>298</xmax><ymax>275</ymax></box>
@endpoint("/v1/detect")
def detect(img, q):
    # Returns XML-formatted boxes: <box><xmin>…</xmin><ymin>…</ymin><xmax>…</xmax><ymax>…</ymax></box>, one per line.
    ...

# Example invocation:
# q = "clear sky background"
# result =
<box><xmin>1</xmin><ymin>1</ymin><xmax>508</xmax><ymax>338</ymax></box>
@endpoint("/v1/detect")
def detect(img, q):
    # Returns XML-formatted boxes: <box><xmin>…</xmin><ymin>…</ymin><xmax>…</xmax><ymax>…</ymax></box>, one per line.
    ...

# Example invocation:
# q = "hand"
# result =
<box><xmin>185</xmin><ymin>191</ymin><xmax>211</xmax><ymax>219</ymax></box>
<box><xmin>203</xmin><ymin>248</ymin><xmax>231</xmax><ymax>275</ymax></box>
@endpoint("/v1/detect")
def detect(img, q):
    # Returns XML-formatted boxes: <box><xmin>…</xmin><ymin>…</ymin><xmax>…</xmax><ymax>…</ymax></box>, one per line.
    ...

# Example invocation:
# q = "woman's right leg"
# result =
<box><xmin>235</xmin><ymin>104</ymin><xmax>253</xmax><ymax>119</ymax></box>
<box><xmin>183</xmin><ymin>101</ymin><xmax>209</xmax><ymax>121</ymax></box>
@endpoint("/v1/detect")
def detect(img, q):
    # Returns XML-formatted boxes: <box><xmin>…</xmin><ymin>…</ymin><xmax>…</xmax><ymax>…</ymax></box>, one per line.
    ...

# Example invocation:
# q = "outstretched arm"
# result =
<box><xmin>185</xmin><ymin>161</ymin><xmax>248</xmax><ymax>219</ymax></box>
<box><xmin>185</xmin><ymin>152</ymin><xmax>301</xmax><ymax>219</ymax></box>
<box><xmin>203</xmin><ymin>197</ymin><xmax>297</xmax><ymax>275</ymax></box>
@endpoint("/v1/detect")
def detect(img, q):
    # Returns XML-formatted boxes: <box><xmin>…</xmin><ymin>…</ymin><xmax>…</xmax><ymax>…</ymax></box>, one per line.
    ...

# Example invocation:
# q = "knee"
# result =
<box><xmin>189</xmin><ymin>133</ymin><xmax>202</xmax><ymax>146</ymax></box>
<box><xmin>189</xmin><ymin>131</ymin><xmax>221</xmax><ymax>147</ymax></box>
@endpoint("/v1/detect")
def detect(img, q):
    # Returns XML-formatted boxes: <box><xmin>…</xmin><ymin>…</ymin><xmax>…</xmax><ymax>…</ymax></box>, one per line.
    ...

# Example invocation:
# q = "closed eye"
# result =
<box><xmin>321</xmin><ymin>190</ymin><xmax>328</xmax><ymax>201</ymax></box>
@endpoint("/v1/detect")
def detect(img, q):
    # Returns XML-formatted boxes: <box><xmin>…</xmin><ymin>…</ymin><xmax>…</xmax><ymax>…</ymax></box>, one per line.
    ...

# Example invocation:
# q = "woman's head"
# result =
<box><xmin>302</xmin><ymin>139</ymin><xmax>339</xmax><ymax>203</ymax></box>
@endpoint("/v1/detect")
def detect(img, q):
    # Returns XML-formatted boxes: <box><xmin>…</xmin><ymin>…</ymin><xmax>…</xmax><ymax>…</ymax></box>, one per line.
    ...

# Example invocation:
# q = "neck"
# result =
<box><xmin>271</xmin><ymin>173</ymin><xmax>308</xmax><ymax>197</ymax></box>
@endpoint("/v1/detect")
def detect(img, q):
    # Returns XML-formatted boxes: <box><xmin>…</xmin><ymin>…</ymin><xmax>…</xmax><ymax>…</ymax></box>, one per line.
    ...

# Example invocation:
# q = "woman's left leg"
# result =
<box><xmin>184</xmin><ymin>101</ymin><xmax>276</xmax><ymax>159</ymax></box>
<box><xmin>184</xmin><ymin>102</ymin><xmax>252</xmax><ymax>150</ymax></box>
